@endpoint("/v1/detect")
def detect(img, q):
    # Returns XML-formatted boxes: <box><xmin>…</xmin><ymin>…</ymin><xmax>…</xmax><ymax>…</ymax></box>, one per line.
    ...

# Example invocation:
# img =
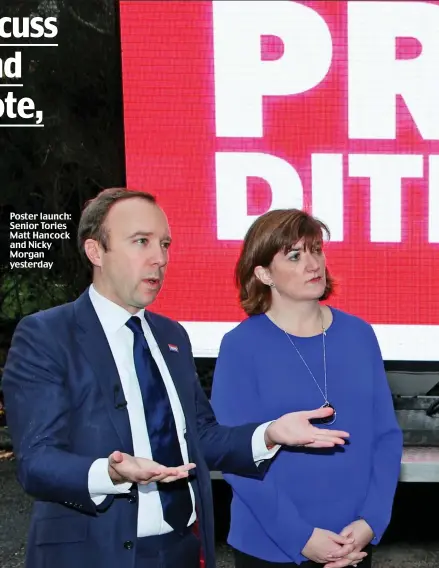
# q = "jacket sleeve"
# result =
<box><xmin>210</xmin><ymin>332</ymin><xmax>314</xmax><ymax>564</ymax></box>
<box><xmin>358</xmin><ymin>326</ymin><xmax>403</xmax><ymax>543</ymax></box>
<box><xmin>2</xmin><ymin>314</ymin><xmax>107</xmax><ymax>515</ymax></box>
<box><xmin>178</xmin><ymin>323</ymin><xmax>266</xmax><ymax>477</ymax></box>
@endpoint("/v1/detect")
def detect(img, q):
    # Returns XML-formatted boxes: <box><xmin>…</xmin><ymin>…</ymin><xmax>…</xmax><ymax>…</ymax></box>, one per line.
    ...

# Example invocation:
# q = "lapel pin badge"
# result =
<box><xmin>168</xmin><ymin>344</ymin><xmax>179</xmax><ymax>353</ymax></box>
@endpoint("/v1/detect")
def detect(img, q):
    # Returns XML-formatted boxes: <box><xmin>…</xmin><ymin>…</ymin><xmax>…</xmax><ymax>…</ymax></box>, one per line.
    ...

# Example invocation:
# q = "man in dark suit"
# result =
<box><xmin>2</xmin><ymin>188</ymin><xmax>350</xmax><ymax>568</ymax></box>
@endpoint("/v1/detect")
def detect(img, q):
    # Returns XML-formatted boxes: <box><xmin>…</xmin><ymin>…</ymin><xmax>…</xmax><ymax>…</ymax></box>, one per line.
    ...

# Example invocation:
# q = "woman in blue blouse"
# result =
<box><xmin>211</xmin><ymin>209</ymin><xmax>402</xmax><ymax>568</ymax></box>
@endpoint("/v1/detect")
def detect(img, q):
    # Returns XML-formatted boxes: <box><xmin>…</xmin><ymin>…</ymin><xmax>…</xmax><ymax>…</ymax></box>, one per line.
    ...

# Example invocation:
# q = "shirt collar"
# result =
<box><xmin>89</xmin><ymin>284</ymin><xmax>145</xmax><ymax>335</ymax></box>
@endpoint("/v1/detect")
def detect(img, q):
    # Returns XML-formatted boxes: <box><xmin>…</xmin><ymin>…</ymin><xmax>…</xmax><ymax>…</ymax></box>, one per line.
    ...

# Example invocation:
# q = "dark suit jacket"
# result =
<box><xmin>2</xmin><ymin>289</ymin><xmax>264</xmax><ymax>568</ymax></box>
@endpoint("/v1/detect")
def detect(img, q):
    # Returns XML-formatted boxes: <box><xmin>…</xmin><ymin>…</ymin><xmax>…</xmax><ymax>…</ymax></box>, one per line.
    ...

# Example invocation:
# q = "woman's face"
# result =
<box><xmin>265</xmin><ymin>238</ymin><xmax>327</xmax><ymax>302</ymax></box>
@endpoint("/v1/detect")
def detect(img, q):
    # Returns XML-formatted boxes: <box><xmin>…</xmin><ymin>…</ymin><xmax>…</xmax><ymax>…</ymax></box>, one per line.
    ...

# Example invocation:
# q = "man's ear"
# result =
<box><xmin>84</xmin><ymin>239</ymin><xmax>103</xmax><ymax>268</ymax></box>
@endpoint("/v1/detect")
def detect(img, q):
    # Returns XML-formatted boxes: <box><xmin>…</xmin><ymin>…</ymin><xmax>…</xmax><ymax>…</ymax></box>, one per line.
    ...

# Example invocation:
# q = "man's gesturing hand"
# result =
<box><xmin>108</xmin><ymin>451</ymin><xmax>196</xmax><ymax>485</ymax></box>
<box><xmin>265</xmin><ymin>407</ymin><xmax>349</xmax><ymax>449</ymax></box>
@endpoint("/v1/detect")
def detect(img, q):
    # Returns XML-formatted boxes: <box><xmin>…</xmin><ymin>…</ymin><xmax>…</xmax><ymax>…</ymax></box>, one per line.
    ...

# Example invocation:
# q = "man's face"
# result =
<box><xmin>89</xmin><ymin>197</ymin><xmax>171</xmax><ymax>313</ymax></box>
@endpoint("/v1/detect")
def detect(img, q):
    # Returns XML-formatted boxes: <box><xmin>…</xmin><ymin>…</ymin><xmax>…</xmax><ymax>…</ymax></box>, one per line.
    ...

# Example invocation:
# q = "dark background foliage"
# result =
<box><xmin>0</xmin><ymin>0</ymin><xmax>126</xmax><ymax>365</ymax></box>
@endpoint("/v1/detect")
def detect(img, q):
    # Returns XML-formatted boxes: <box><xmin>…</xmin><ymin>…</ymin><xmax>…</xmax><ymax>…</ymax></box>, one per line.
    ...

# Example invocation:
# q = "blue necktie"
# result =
<box><xmin>125</xmin><ymin>315</ymin><xmax>192</xmax><ymax>533</ymax></box>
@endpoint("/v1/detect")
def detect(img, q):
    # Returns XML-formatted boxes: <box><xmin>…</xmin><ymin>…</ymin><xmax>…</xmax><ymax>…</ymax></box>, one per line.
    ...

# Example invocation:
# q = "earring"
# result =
<box><xmin>269</xmin><ymin>283</ymin><xmax>275</xmax><ymax>288</ymax></box>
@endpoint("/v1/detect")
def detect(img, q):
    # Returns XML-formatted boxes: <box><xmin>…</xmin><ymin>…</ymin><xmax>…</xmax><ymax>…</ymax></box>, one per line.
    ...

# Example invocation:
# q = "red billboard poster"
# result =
<box><xmin>119</xmin><ymin>1</ymin><xmax>439</xmax><ymax>360</ymax></box>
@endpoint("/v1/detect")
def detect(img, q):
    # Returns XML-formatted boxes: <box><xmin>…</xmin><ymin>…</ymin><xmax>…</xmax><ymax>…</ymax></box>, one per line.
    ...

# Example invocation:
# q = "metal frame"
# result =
<box><xmin>210</xmin><ymin>447</ymin><xmax>439</xmax><ymax>483</ymax></box>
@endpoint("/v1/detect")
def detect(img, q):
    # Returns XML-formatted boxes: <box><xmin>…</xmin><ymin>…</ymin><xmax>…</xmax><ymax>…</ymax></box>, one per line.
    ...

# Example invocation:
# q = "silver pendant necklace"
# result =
<box><xmin>274</xmin><ymin>309</ymin><xmax>336</xmax><ymax>425</ymax></box>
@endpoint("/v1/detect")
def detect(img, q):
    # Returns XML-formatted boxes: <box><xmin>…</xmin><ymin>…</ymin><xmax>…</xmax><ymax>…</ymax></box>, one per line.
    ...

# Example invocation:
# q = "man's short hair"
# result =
<box><xmin>77</xmin><ymin>187</ymin><xmax>156</xmax><ymax>267</ymax></box>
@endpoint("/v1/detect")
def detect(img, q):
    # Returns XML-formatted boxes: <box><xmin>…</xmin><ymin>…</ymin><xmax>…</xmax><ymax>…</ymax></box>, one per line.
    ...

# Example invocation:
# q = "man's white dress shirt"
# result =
<box><xmin>87</xmin><ymin>285</ymin><xmax>278</xmax><ymax>537</ymax></box>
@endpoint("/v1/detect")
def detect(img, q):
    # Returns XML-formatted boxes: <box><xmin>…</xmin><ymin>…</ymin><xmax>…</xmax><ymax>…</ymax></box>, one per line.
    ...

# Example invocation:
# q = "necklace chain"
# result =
<box><xmin>277</xmin><ymin>310</ymin><xmax>328</xmax><ymax>405</ymax></box>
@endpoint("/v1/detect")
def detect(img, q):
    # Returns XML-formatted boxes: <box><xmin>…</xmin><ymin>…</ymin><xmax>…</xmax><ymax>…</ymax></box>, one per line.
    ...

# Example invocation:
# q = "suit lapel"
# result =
<box><xmin>74</xmin><ymin>290</ymin><xmax>134</xmax><ymax>454</ymax></box>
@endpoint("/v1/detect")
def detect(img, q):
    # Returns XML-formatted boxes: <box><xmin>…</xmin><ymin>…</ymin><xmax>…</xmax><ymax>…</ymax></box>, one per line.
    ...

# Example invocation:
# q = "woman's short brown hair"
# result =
<box><xmin>235</xmin><ymin>209</ymin><xmax>335</xmax><ymax>315</ymax></box>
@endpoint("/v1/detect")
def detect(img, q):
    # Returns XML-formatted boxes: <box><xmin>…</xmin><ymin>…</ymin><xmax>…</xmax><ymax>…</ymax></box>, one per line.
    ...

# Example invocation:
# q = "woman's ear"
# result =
<box><xmin>254</xmin><ymin>266</ymin><xmax>273</xmax><ymax>287</ymax></box>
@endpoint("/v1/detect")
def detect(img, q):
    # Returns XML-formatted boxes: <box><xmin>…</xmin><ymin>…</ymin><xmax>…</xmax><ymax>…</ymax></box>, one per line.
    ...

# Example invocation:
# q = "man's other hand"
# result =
<box><xmin>108</xmin><ymin>451</ymin><xmax>196</xmax><ymax>485</ymax></box>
